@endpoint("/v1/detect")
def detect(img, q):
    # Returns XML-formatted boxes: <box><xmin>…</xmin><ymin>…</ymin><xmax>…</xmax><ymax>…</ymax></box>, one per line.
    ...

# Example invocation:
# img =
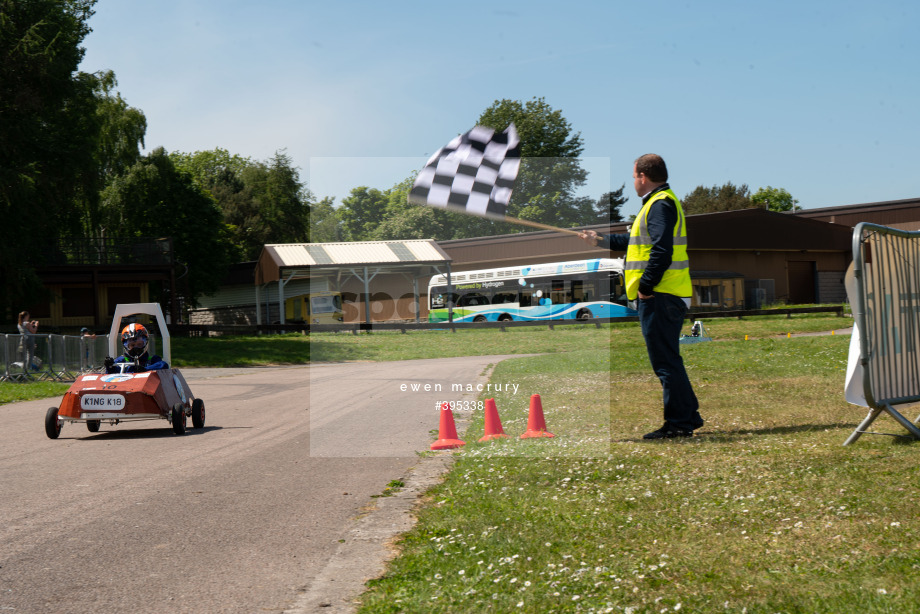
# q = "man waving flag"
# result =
<box><xmin>408</xmin><ymin>123</ymin><xmax>521</xmax><ymax>221</ymax></box>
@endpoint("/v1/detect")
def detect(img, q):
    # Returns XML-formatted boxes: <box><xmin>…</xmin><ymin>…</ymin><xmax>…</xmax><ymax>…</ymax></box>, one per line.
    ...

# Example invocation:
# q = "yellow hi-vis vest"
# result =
<box><xmin>624</xmin><ymin>188</ymin><xmax>691</xmax><ymax>300</ymax></box>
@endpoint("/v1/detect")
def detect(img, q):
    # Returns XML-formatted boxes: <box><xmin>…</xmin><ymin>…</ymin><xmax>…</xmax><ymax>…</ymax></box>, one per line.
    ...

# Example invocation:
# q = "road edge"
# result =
<box><xmin>283</xmin><ymin>358</ymin><xmax>509</xmax><ymax>613</ymax></box>
<box><xmin>281</xmin><ymin>452</ymin><xmax>456</xmax><ymax>613</ymax></box>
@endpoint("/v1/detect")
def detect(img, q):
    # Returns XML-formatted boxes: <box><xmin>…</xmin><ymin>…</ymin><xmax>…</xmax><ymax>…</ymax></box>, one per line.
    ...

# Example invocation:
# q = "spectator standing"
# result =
<box><xmin>16</xmin><ymin>311</ymin><xmax>39</xmax><ymax>372</ymax></box>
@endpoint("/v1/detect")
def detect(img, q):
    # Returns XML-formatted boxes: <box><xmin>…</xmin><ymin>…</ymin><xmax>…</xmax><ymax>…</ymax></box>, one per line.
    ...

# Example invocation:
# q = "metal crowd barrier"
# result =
<box><xmin>1</xmin><ymin>334</ymin><xmax>111</xmax><ymax>383</ymax></box>
<box><xmin>844</xmin><ymin>223</ymin><xmax>920</xmax><ymax>444</ymax></box>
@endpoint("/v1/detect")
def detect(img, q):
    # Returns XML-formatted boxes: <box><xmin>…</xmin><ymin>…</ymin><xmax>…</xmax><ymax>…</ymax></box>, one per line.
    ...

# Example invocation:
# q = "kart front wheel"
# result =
<box><xmin>171</xmin><ymin>403</ymin><xmax>187</xmax><ymax>435</ymax></box>
<box><xmin>191</xmin><ymin>398</ymin><xmax>205</xmax><ymax>429</ymax></box>
<box><xmin>87</xmin><ymin>419</ymin><xmax>101</xmax><ymax>433</ymax></box>
<box><xmin>45</xmin><ymin>407</ymin><xmax>62</xmax><ymax>439</ymax></box>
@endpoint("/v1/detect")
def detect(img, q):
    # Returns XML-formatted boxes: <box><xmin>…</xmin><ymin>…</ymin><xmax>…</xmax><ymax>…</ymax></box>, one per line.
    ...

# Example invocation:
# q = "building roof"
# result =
<box><xmin>790</xmin><ymin>197</ymin><xmax>920</xmax><ymax>231</ymax></box>
<box><xmin>255</xmin><ymin>240</ymin><xmax>452</xmax><ymax>284</ymax></box>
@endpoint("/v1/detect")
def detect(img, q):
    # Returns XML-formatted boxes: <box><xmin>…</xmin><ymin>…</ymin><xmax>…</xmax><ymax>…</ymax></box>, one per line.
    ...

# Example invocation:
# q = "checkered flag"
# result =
<box><xmin>408</xmin><ymin>123</ymin><xmax>521</xmax><ymax>220</ymax></box>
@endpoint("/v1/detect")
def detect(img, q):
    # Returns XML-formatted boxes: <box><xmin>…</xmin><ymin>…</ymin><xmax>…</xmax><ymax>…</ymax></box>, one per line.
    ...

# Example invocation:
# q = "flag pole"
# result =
<box><xmin>498</xmin><ymin>215</ymin><xmax>586</xmax><ymax>237</ymax></box>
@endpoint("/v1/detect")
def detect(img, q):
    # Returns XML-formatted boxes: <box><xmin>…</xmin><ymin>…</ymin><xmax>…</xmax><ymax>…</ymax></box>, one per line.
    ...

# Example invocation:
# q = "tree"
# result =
<box><xmin>682</xmin><ymin>182</ymin><xmax>752</xmax><ymax>214</ymax></box>
<box><xmin>309</xmin><ymin>197</ymin><xmax>341</xmax><ymax>242</ymax></box>
<box><xmin>751</xmin><ymin>186</ymin><xmax>799</xmax><ymax>212</ymax></box>
<box><xmin>75</xmin><ymin>70</ymin><xmax>147</xmax><ymax>238</ymax></box>
<box><xmin>592</xmin><ymin>186</ymin><xmax>628</xmax><ymax>224</ymax></box>
<box><xmin>338</xmin><ymin>187</ymin><xmax>389</xmax><ymax>241</ymax></box>
<box><xmin>370</xmin><ymin>177</ymin><xmax>456</xmax><ymax>241</ymax></box>
<box><xmin>172</xmin><ymin>148</ymin><xmax>311</xmax><ymax>259</ymax></box>
<box><xmin>256</xmin><ymin>150</ymin><xmax>311</xmax><ymax>246</ymax></box>
<box><xmin>172</xmin><ymin>149</ymin><xmax>257</xmax><ymax>258</ymax></box>
<box><xmin>169</xmin><ymin>148</ymin><xmax>251</xmax><ymax>191</ymax></box>
<box><xmin>0</xmin><ymin>0</ymin><xmax>97</xmax><ymax>315</ymax></box>
<box><xmin>100</xmin><ymin>148</ymin><xmax>234</xmax><ymax>304</ymax></box>
<box><xmin>475</xmin><ymin>97</ymin><xmax>592</xmax><ymax>231</ymax></box>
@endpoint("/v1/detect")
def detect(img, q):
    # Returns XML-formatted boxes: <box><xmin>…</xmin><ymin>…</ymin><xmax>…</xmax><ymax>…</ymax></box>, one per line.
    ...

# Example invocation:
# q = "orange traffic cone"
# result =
<box><xmin>478</xmin><ymin>398</ymin><xmax>509</xmax><ymax>442</ymax></box>
<box><xmin>520</xmin><ymin>394</ymin><xmax>554</xmax><ymax>438</ymax></box>
<box><xmin>431</xmin><ymin>402</ymin><xmax>466</xmax><ymax>450</ymax></box>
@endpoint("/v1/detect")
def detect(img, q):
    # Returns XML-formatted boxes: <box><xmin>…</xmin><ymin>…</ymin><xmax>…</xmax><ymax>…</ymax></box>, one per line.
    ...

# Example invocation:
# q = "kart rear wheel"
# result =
<box><xmin>45</xmin><ymin>406</ymin><xmax>62</xmax><ymax>439</ymax></box>
<box><xmin>86</xmin><ymin>419</ymin><xmax>101</xmax><ymax>433</ymax></box>
<box><xmin>171</xmin><ymin>402</ymin><xmax>187</xmax><ymax>435</ymax></box>
<box><xmin>191</xmin><ymin>398</ymin><xmax>205</xmax><ymax>429</ymax></box>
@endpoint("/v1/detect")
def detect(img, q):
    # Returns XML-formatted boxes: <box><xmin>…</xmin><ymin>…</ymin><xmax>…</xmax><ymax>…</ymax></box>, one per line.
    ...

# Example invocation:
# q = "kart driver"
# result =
<box><xmin>104</xmin><ymin>323</ymin><xmax>169</xmax><ymax>373</ymax></box>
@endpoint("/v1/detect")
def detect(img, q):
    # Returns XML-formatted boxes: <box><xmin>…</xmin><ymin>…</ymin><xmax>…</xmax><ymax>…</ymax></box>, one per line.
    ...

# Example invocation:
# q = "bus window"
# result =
<box><xmin>459</xmin><ymin>293</ymin><xmax>489</xmax><ymax>307</ymax></box>
<box><xmin>610</xmin><ymin>272</ymin><xmax>626</xmax><ymax>303</ymax></box>
<box><xmin>430</xmin><ymin>291</ymin><xmax>458</xmax><ymax>309</ymax></box>
<box><xmin>531</xmin><ymin>282</ymin><xmax>551</xmax><ymax>303</ymax></box>
<box><xmin>519</xmin><ymin>292</ymin><xmax>533</xmax><ymax>307</ymax></box>
<box><xmin>551</xmin><ymin>279</ymin><xmax>566</xmax><ymax>305</ymax></box>
<box><xmin>492</xmin><ymin>292</ymin><xmax>518</xmax><ymax>305</ymax></box>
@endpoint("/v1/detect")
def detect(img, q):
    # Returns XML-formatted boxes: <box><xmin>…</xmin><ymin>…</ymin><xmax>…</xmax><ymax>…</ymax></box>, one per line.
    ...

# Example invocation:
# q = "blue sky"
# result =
<box><xmin>79</xmin><ymin>0</ymin><xmax>918</xmax><ymax>220</ymax></box>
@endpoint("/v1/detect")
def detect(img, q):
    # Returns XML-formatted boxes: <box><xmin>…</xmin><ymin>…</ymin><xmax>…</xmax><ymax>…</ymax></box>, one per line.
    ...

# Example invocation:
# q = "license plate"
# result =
<box><xmin>80</xmin><ymin>394</ymin><xmax>126</xmax><ymax>411</ymax></box>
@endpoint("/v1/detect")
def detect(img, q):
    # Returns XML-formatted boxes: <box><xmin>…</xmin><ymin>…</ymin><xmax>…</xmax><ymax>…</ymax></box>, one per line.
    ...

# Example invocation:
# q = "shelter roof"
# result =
<box><xmin>255</xmin><ymin>240</ymin><xmax>451</xmax><ymax>284</ymax></box>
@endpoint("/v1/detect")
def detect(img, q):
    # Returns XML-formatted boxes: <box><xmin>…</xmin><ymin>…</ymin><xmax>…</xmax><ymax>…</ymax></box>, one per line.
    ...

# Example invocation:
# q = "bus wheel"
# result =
<box><xmin>473</xmin><ymin>315</ymin><xmax>487</xmax><ymax>323</ymax></box>
<box><xmin>498</xmin><ymin>314</ymin><xmax>513</xmax><ymax>322</ymax></box>
<box><xmin>577</xmin><ymin>309</ymin><xmax>593</xmax><ymax>320</ymax></box>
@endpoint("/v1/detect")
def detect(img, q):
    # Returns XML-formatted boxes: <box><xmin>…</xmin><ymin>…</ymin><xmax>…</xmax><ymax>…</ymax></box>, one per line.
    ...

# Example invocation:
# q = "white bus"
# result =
<box><xmin>427</xmin><ymin>258</ymin><xmax>636</xmax><ymax>323</ymax></box>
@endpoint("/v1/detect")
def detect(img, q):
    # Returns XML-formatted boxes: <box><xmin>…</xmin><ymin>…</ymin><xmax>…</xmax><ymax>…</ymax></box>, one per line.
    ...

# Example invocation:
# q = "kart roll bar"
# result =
<box><xmin>108</xmin><ymin>303</ymin><xmax>171</xmax><ymax>366</ymax></box>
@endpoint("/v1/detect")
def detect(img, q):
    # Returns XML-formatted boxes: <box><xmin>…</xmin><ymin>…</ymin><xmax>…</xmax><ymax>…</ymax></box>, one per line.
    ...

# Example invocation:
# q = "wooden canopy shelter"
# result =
<box><xmin>254</xmin><ymin>241</ymin><xmax>452</xmax><ymax>324</ymax></box>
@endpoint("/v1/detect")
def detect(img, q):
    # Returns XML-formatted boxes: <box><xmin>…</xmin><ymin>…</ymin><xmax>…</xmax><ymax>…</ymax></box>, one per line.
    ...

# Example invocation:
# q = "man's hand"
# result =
<box><xmin>638</xmin><ymin>291</ymin><xmax>654</xmax><ymax>300</ymax></box>
<box><xmin>104</xmin><ymin>356</ymin><xmax>114</xmax><ymax>369</ymax></box>
<box><xmin>578</xmin><ymin>230</ymin><xmax>600</xmax><ymax>246</ymax></box>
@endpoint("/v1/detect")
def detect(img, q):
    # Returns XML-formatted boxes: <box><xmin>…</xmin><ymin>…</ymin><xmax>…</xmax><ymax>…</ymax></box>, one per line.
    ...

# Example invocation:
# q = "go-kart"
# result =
<box><xmin>45</xmin><ymin>303</ymin><xmax>205</xmax><ymax>438</ymax></box>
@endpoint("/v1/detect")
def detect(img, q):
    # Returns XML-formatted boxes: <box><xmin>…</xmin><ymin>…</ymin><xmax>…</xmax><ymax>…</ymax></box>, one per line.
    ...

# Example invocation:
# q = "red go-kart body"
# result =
<box><xmin>46</xmin><ymin>367</ymin><xmax>204</xmax><ymax>437</ymax></box>
<box><xmin>44</xmin><ymin>303</ymin><xmax>206</xmax><ymax>438</ymax></box>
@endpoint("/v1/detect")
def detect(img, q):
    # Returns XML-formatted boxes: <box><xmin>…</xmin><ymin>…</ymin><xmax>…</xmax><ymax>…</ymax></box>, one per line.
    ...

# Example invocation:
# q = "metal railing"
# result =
<box><xmin>1</xmin><ymin>334</ymin><xmax>111</xmax><ymax>383</ymax></box>
<box><xmin>844</xmin><ymin>223</ymin><xmax>920</xmax><ymax>444</ymax></box>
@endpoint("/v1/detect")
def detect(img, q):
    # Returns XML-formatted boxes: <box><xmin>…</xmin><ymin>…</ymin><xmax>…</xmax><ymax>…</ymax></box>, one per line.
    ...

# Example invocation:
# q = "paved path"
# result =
<box><xmin>0</xmin><ymin>356</ymin><xmax>522</xmax><ymax>613</ymax></box>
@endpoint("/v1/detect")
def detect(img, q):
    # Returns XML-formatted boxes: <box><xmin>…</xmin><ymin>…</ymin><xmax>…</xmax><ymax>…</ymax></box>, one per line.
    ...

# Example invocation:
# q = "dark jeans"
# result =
<box><xmin>637</xmin><ymin>293</ymin><xmax>701</xmax><ymax>430</ymax></box>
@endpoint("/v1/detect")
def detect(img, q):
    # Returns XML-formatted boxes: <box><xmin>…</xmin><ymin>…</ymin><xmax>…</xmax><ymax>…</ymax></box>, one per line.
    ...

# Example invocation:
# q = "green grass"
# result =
<box><xmin>353</xmin><ymin>318</ymin><xmax>920</xmax><ymax>613</ymax></box>
<box><xmin>0</xmin><ymin>315</ymin><xmax>849</xmax><ymax>405</ymax></box>
<box><xmin>10</xmin><ymin>314</ymin><xmax>915</xmax><ymax>611</ymax></box>
<box><xmin>170</xmin><ymin>334</ymin><xmax>313</xmax><ymax>367</ymax></box>
<box><xmin>307</xmin><ymin>323</ymin><xmax>632</xmax><ymax>363</ymax></box>
<box><xmin>0</xmin><ymin>380</ymin><xmax>70</xmax><ymax>405</ymax></box>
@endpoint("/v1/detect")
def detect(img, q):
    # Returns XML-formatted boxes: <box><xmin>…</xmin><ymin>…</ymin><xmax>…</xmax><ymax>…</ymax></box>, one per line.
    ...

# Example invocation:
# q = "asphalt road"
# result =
<box><xmin>0</xmin><ymin>356</ymin><xmax>520</xmax><ymax>614</ymax></box>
